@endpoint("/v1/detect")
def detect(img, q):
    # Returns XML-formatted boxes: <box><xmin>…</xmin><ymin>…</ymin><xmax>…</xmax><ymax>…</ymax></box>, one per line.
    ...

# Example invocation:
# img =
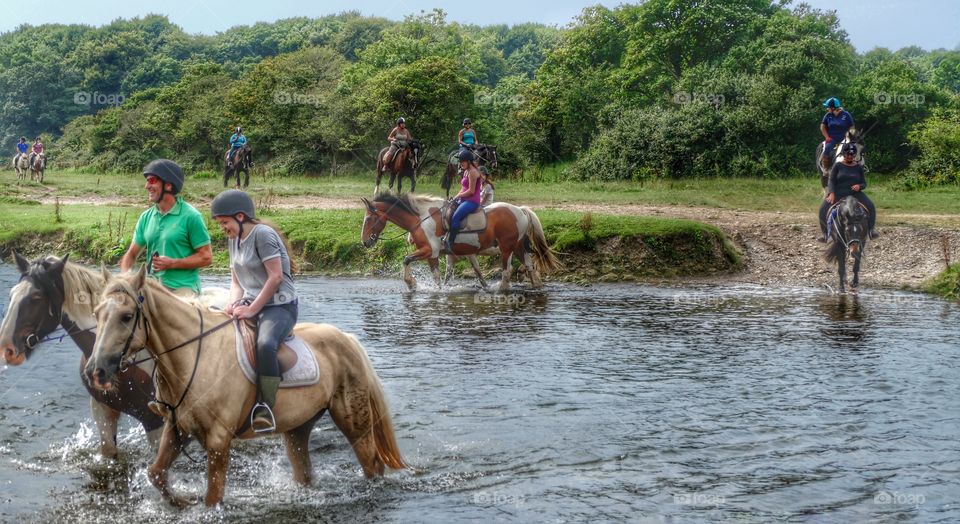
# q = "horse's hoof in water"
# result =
<box><xmin>167</xmin><ymin>493</ymin><xmax>200</xmax><ymax>508</ymax></box>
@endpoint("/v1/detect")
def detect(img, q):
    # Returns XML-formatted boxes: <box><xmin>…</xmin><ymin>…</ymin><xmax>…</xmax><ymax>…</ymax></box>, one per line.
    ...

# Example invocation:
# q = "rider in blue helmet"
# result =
<box><xmin>820</xmin><ymin>97</ymin><xmax>855</xmax><ymax>171</ymax></box>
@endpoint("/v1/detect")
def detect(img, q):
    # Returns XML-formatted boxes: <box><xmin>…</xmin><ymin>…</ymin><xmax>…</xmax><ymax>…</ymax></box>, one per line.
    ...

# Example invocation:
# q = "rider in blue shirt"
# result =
<box><xmin>226</xmin><ymin>127</ymin><xmax>248</xmax><ymax>167</ymax></box>
<box><xmin>820</xmin><ymin>97</ymin><xmax>855</xmax><ymax>170</ymax></box>
<box><xmin>14</xmin><ymin>137</ymin><xmax>27</xmax><ymax>164</ymax></box>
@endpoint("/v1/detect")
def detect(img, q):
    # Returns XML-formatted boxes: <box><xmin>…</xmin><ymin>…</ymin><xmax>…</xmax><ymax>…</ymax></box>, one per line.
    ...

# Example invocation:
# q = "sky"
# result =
<box><xmin>0</xmin><ymin>0</ymin><xmax>957</xmax><ymax>52</ymax></box>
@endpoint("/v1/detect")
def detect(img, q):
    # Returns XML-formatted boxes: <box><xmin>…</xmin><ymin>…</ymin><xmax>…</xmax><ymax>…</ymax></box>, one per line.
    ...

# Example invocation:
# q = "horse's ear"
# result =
<box><xmin>100</xmin><ymin>263</ymin><xmax>112</xmax><ymax>284</ymax></box>
<box><xmin>361</xmin><ymin>197</ymin><xmax>375</xmax><ymax>212</ymax></box>
<box><xmin>133</xmin><ymin>264</ymin><xmax>147</xmax><ymax>291</ymax></box>
<box><xmin>13</xmin><ymin>251</ymin><xmax>29</xmax><ymax>275</ymax></box>
<box><xmin>48</xmin><ymin>254</ymin><xmax>67</xmax><ymax>276</ymax></box>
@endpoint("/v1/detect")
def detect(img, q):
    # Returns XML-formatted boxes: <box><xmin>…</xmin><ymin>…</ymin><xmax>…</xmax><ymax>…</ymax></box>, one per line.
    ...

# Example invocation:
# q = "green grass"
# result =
<box><xmin>0</xmin><ymin>201</ymin><xmax>739</xmax><ymax>278</ymax></box>
<box><xmin>6</xmin><ymin>167</ymin><xmax>960</xmax><ymax>217</ymax></box>
<box><xmin>924</xmin><ymin>264</ymin><xmax>960</xmax><ymax>301</ymax></box>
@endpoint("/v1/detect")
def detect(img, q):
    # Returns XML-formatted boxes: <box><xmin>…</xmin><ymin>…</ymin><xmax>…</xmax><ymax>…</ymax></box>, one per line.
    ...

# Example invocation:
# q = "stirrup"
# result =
<box><xmin>250</xmin><ymin>402</ymin><xmax>276</xmax><ymax>433</ymax></box>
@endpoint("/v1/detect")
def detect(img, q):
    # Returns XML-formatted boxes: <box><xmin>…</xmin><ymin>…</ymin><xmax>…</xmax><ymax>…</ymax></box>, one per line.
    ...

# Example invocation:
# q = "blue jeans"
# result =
<box><xmin>451</xmin><ymin>200</ymin><xmax>479</xmax><ymax>231</ymax></box>
<box><xmin>256</xmin><ymin>302</ymin><xmax>298</xmax><ymax>377</ymax></box>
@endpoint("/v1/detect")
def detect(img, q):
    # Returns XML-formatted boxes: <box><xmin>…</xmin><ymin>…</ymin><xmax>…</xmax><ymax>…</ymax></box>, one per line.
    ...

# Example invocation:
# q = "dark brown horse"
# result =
<box><xmin>224</xmin><ymin>144</ymin><xmax>252</xmax><ymax>188</ymax></box>
<box><xmin>824</xmin><ymin>196</ymin><xmax>870</xmax><ymax>293</ymax></box>
<box><xmin>375</xmin><ymin>139</ymin><xmax>421</xmax><ymax>195</ymax></box>
<box><xmin>0</xmin><ymin>253</ymin><xmax>163</xmax><ymax>458</ymax></box>
<box><xmin>442</xmin><ymin>144</ymin><xmax>498</xmax><ymax>198</ymax></box>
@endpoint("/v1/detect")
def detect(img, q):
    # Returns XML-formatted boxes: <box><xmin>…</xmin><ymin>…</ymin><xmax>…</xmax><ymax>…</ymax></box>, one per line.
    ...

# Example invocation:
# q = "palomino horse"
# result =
<box><xmin>375</xmin><ymin>139</ymin><xmax>421</xmax><ymax>195</ymax></box>
<box><xmin>824</xmin><ymin>195</ymin><xmax>870</xmax><ymax>293</ymax></box>
<box><xmin>12</xmin><ymin>154</ymin><xmax>29</xmax><ymax>181</ymax></box>
<box><xmin>0</xmin><ymin>253</ymin><xmax>163</xmax><ymax>458</ymax></box>
<box><xmin>30</xmin><ymin>153</ymin><xmax>45</xmax><ymax>183</ymax></box>
<box><xmin>442</xmin><ymin>144</ymin><xmax>498</xmax><ymax>198</ymax></box>
<box><xmin>360</xmin><ymin>193</ymin><xmax>559</xmax><ymax>291</ymax></box>
<box><xmin>816</xmin><ymin>128</ymin><xmax>865</xmax><ymax>191</ymax></box>
<box><xmin>224</xmin><ymin>144</ymin><xmax>252</xmax><ymax>188</ymax></box>
<box><xmin>85</xmin><ymin>267</ymin><xmax>406</xmax><ymax>506</ymax></box>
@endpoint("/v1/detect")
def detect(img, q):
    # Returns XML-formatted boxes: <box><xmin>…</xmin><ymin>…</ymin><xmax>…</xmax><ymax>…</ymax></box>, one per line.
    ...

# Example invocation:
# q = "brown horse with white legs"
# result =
<box><xmin>30</xmin><ymin>153</ymin><xmax>45</xmax><ymax>183</ymax></box>
<box><xmin>0</xmin><ymin>253</ymin><xmax>164</xmax><ymax>459</ymax></box>
<box><xmin>375</xmin><ymin>139</ymin><xmax>421</xmax><ymax>195</ymax></box>
<box><xmin>360</xmin><ymin>193</ymin><xmax>559</xmax><ymax>291</ymax></box>
<box><xmin>85</xmin><ymin>267</ymin><xmax>406</xmax><ymax>507</ymax></box>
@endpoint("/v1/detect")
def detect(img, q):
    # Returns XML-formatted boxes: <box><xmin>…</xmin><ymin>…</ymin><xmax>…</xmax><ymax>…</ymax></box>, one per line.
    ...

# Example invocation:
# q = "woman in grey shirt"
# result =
<box><xmin>212</xmin><ymin>189</ymin><xmax>298</xmax><ymax>433</ymax></box>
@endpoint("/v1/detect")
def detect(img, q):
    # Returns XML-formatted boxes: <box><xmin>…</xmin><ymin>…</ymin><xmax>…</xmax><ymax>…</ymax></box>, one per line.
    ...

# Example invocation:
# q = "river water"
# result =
<box><xmin>0</xmin><ymin>264</ymin><xmax>958</xmax><ymax>523</ymax></box>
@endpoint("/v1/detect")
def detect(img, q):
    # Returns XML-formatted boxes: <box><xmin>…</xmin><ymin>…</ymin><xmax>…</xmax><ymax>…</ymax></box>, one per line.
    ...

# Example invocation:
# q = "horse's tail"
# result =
<box><xmin>345</xmin><ymin>333</ymin><xmax>406</xmax><ymax>470</ymax></box>
<box><xmin>521</xmin><ymin>207</ymin><xmax>561</xmax><ymax>274</ymax></box>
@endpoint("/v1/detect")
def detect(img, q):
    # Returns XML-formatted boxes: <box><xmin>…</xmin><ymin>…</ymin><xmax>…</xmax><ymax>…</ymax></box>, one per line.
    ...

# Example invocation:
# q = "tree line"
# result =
<box><xmin>1</xmin><ymin>2</ymin><xmax>958</xmax><ymax>184</ymax></box>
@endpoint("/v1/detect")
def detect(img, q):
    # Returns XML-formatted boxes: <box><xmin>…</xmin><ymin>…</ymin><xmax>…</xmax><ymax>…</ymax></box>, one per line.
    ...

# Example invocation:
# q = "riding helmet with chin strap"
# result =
<box><xmin>212</xmin><ymin>189</ymin><xmax>256</xmax><ymax>247</ymax></box>
<box><xmin>143</xmin><ymin>159</ymin><xmax>185</xmax><ymax>197</ymax></box>
<box><xmin>396</xmin><ymin>117</ymin><xmax>405</xmax><ymax>125</ymax></box>
<box><xmin>823</xmin><ymin>97</ymin><xmax>841</xmax><ymax>109</ymax></box>
<box><xmin>463</xmin><ymin>118</ymin><xmax>471</xmax><ymax>125</ymax></box>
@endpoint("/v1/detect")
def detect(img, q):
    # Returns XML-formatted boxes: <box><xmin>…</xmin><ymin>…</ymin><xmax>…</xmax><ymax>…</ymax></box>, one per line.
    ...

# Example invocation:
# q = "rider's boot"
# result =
<box><xmin>444</xmin><ymin>227</ymin><xmax>459</xmax><ymax>253</ymax></box>
<box><xmin>251</xmin><ymin>375</ymin><xmax>280</xmax><ymax>433</ymax></box>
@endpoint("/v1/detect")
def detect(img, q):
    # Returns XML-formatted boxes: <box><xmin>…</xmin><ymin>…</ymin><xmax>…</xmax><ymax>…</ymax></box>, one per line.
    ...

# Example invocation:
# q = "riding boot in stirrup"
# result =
<box><xmin>445</xmin><ymin>228</ymin><xmax>459</xmax><ymax>253</ymax></box>
<box><xmin>251</xmin><ymin>375</ymin><xmax>281</xmax><ymax>433</ymax></box>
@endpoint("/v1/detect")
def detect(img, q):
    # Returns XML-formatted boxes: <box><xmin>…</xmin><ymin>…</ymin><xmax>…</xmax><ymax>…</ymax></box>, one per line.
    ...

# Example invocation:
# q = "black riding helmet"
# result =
<box><xmin>463</xmin><ymin>118</ymin><xmax>472</xmax><ymax>125</ymax></box>
<box><xmin>397</xmin><ymin>117</ymin><xmax>405</xmax><ymax>125</ymax></box>
<box><xmin>458</xmin><ymin>148</ymin><xmax>475</xmax><ymax>162</ymax></box>
<box><xmin>211</xmin><ymin>189</ymin><xmax>256</xmax><ymax>220</ymax></box>
<box><xmin>212</xmin><ymin>189</ymin><xmax>256</xmax><ymax>248</ymax></box>
<box><xmin>142</xmin><ymin>159</ymin><xmax>185</xmax><ymax>196</ymax></box>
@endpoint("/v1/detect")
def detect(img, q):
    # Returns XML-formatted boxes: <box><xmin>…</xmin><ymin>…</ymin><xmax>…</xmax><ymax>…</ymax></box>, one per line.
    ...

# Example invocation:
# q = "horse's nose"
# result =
<box><xmin>1</xmin><ymin>341</ymin><xmax>25</xmax><ymax>366</ymax></box>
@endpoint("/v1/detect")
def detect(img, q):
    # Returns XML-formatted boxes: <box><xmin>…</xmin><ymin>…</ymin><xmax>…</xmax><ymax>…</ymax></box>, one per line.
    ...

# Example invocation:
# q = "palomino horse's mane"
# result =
<box><xmin>373</xmin><ymin>192</ymin><xmax>444</xmax><ymax>216</ymax></box>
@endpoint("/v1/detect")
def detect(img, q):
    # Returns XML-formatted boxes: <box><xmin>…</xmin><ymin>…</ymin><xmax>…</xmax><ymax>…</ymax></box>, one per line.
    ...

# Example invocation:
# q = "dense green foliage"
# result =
<box><xmin>1</xmin><ymin>2</ymin><xmax>958</xmax><ymax>182</ymax></box>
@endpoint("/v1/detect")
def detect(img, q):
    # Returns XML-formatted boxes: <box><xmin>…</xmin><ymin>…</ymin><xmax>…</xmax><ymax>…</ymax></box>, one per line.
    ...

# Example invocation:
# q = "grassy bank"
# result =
<box><xmin>924</xmin><ymin>264</ymin><xmax>960</xmax><ymax>301</ymax></box>
<box><xmin>5</xmin><ymin>168</ymin><xmax>960</xmax><ymax>215</ymax></box>
<box><xmin>0</xmin><ymin>202</ymin><xmax>741</xmax><ymax>281</ymax></box>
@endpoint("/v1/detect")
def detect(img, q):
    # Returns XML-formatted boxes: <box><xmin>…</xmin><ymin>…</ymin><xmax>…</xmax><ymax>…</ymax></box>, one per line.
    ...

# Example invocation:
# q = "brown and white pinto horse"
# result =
<box><xmin>375</xmin><ymin>139</ymin><xmax>421</xmax><ymax>195</ymax></box>
<box><xmin>30</xmin><ymin>153</ymin><xmax>45</xmax><ymax>183</ymax></box>
<box><xmin>360</xmin><ymin>193</ymin><xmax>559</xmax><ymax>291</ymax></box>
<box><xmin>86</xmin><ymin>267</ymin><xmax>406</xmax><ymax>507</ymax></box>
<box><xmin>0</xmin><ymin>253</ymin><xmax>163</xmax><ymax>459</ymax></box>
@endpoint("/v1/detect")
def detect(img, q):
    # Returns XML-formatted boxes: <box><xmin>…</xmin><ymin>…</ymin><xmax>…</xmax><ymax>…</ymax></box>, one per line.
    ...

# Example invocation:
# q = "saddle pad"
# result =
<box><xmin>234</xmin><ymin>324</ymin><xmax>320</xmax><ymax>388</ymax></box>
<box><xmin>461</xmin><ymin>209</ymin><xmax>487</xmax><ymax>232</ymax></box>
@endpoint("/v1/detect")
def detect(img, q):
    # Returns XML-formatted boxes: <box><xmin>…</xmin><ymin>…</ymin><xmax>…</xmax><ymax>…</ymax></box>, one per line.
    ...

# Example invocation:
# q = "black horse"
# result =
<box><xmin>0</xmin><ymin>252</ymin><xmax>163</xmax><ymax>458</ymax></box>
<box><xmin>224</xmin><ymin>144</ymin><xmax>252</xmax><ymax>188</ymax></box>
<box><xmin>442</xmin><ymin>144</ymin><xmax>498</xmax><ymax>198</ymax></box>
<box><xmin>824</xmin><ymin>196</ymin><xmax>870</xmax><ymax>293</ymax></box>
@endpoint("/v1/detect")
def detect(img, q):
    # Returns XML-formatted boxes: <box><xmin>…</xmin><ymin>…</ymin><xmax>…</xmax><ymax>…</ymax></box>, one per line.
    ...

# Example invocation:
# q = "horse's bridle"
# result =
<box><xmin>829</xmin><ymin>201</ymin><xmax>870</xmax><ymax>250</ymax></box>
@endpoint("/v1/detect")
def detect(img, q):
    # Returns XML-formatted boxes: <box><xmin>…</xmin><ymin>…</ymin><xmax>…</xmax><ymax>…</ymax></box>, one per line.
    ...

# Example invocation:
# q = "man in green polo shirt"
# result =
<box><xmin>120</xmin><ymin>159</ymin><xmax>212</xmax><ymax>296</ymax></box>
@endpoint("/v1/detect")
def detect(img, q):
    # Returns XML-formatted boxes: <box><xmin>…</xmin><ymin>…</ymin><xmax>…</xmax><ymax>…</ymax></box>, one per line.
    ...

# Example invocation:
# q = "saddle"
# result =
<box><xmin>443</xmin><ymin>200</ymin><xmax>487</xmax><ymax>234</ymax></box>
<box><xmin>234</xmin><ymin>319</ymin><xmax>319</xmax><ymax>388</ymax></box>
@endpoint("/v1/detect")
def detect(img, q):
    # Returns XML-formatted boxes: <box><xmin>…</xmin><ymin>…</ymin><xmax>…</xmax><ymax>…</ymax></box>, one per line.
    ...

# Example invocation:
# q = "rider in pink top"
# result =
<box><xmin>29</xmin><ymin>137</ymin><xmax>44</xmax><ymax>167</ymax></box>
